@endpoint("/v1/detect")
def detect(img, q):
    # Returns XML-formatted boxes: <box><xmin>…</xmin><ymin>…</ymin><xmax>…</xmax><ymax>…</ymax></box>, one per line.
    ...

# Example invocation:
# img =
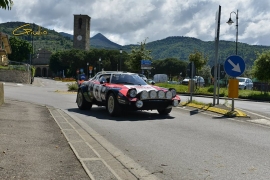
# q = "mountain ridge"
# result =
<box><xmin>1</xmin><ymin>21</ymin><xmax>270</xmax><ymax>67</ymax></box>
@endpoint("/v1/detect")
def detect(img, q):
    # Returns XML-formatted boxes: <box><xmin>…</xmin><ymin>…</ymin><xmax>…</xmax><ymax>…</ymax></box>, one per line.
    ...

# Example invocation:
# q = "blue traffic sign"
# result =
<box><xmin>141</xmin><ymin>60</ymin><xmax>151</xmax><ymax>65</ymax></box>
<box><xmin>224</xmin><ymin>55</ymin><xmax>245</xmax><ymax>77</ymax></box>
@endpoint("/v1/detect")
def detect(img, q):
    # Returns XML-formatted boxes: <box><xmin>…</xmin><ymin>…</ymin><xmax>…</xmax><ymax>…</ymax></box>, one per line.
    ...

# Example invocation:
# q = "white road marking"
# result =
<box><xmin>247</xmin><ymin>119</ymin><xmax>270</xmax><ymax>126</ymax></box>
<box><xmin>237</xmin><ymin>108</ymin><xmax>270</xmax><ymax>120</ymax></box>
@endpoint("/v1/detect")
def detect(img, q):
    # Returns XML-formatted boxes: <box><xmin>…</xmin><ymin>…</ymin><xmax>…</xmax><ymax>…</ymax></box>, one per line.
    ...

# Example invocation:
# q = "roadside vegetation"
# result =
<box><xmin>156</xmin><ymin>83</ymin><xmax>270</xmax><ymax>101</ymax></box>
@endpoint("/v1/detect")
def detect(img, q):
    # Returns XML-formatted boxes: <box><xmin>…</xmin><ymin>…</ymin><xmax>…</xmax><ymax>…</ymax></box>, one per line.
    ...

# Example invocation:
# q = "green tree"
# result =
<box><xmin>127</xmin><ymin>38</ymin><xmax>152</xmax><ymax>73</ymax></box>
<box><xmin>152</xmin><ymin>58</ymin><xmax>188</xmax><ymax>80</ymax></box>
<box><xmin>188</xmin><ymin>50</ymin><xmax>208</xmax><ymax>72</ymax></box>
<box><xmin>252</xmin><ymin>50</ymin><xmax>270</xmax><ymax>83</ymax></box>
<box><xmin>0</xmin><ymin>0</ymin><xmax>13</xmax><ymax>10</ymax></box>
<box><xmin>198</xmin><ymin>65</ymin><xmax>211</xmax><ymax>84</ymax></box>
<box><xmin>9</xmin><ymin>37</ymin><xmax>32</xmax><ymax>62</ymax></box>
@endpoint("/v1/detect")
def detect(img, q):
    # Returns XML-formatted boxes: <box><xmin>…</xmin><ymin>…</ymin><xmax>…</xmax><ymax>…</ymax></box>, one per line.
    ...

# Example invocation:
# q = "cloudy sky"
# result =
<box><xmin>0</xmin><ymin>0</ymin><xmax>270</xmax><ymax>46</ymax></box>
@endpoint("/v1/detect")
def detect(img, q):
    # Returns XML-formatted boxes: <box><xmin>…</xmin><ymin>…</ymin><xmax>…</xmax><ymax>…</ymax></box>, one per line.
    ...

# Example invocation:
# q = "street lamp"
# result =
<box><xmin>99</xmin><ymin>57</ymin><xmax>101</xmax><ymax>72</ymax></box>
<box><xmin>227</xmin><ymin>9</ymin><xmax>238</xmax><ymax>55</ymax></box>
<box><xmin>119</xmin><ymin>49</ymin><xmax>122</xmax><ymax>71</ymax></box>
<box><xmin>227</xmin><ymin>9</ymin><xmax>239</xmax><ymax>112</ymax></box>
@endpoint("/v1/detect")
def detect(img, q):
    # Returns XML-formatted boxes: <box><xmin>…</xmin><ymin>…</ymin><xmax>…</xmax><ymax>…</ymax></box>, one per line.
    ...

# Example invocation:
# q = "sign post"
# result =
<box><xmin>213</xmin><ymin>5</ymin><xmax>221</xmax><ymax>106</ymax></box>
<box><xmin>224</xmin><ymin>55</ymin><xmax>245</xmax><ymax>111</ymax></box>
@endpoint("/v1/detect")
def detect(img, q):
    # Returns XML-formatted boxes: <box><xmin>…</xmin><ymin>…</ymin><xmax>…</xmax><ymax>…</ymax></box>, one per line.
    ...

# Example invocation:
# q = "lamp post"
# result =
<box><xmin>119</xmin><ymin>49</ymin><xmax>122</xmax><ymax>71</ymax></box>
<box><xmin>227</xmin><ymin>9</ymin><xmax>239</xmax><ymax>111</ymax></box>
<box><xmin>86</xmin><ymin>62</ymin><xmax>89</xmax><ymax>79</ymax></box>
<box><xmin>99</xmin><ymin>58</ymin><xmax>101</xmax><ymax>72</ymax></box>
<box><xmin>227</xmin><ymin>9</ymin><xmax>238</xmax><ymax>55</ymax></box>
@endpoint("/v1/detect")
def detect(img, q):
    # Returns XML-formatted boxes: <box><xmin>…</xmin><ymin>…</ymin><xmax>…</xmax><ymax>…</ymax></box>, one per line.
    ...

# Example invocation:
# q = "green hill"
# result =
<box><xmin>1</xmin><ymin>21</ymin><xmax>270</xmax><ymax>68</ymax></box>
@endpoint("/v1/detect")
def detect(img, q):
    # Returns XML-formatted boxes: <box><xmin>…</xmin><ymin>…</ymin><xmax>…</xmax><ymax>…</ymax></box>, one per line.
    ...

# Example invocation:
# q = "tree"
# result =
<box><xmin>127</xmin><ymin>38</ymin><xmax>152</xmax><ymax>73</ymax></box>
<box><xmin>9</xmin><ymin>37</ymin><xmax>32</xmax><ymax>62</ymax></box>
<box><xmin>151</xmin><ymin>58</ymin><xmax>188</xmax><ymax>80</ymax></box>
<box><xmin>252</xmin><ymin>50</ymin><xmax>270</xmax><ymax>83</ymax></box>
<box><xmin>188</xmin><ymin>50</ymin><xmax>208</xmax><ymax>73</ymax></box>
<box><xmin>198</xmin><ymin>65</ymin><xmax>211</xmax><ymax>85</ymax></box>
<box><xmin>0</xmin><ymin>0</ymin><xmax>13</xmax><ymax>10</ymax></box>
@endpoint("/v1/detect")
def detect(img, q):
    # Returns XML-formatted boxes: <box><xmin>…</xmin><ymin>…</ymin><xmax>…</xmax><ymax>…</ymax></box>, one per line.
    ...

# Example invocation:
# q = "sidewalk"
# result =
<box><xmin>0</xmin><ymin>99</ymin><xmax>90</xmax><ymax>179</ymax></box>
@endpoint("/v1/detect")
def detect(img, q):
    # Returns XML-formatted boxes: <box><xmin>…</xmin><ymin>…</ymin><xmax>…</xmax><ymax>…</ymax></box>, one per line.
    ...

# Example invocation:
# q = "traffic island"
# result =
<box><xmin>180</xmin><ymin>102</ymin><xmax>248</xmax><ymax>117</ymax></box>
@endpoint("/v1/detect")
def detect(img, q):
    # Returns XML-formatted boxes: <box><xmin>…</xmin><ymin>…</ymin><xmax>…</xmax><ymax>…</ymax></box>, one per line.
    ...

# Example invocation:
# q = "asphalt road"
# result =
<box><xmin>3</xmin><ymin>78</ymin><xmax>270</xmax><ymax>180</ymax></box>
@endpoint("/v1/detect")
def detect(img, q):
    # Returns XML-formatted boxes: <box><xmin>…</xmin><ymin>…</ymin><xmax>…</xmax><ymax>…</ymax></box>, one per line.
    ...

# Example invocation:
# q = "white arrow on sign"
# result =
<box><xmin>228</xmin><ymin>59</ymin><xmax>241</xmax><ymax>72</ymax></box>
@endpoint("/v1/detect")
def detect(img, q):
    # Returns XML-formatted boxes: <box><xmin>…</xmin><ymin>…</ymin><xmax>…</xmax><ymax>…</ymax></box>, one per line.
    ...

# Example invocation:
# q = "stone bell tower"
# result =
<box><xmin>73</xmin><ymin>14</ymin><xmax>91</xmax><ymax>50</ymax></box>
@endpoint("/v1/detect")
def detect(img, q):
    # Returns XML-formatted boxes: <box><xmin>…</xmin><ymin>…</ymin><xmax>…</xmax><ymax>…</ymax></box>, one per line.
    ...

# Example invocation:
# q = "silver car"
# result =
<box><xmin>237</xmin><ymin>77</ymin><xmax>253</xmax><ymax>90</ymax></box>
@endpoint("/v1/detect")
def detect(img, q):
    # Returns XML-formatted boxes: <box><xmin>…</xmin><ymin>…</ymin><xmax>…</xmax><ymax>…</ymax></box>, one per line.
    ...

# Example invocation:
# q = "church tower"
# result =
<box><xmin>73</xmin><ymin>14</ymin><xmax>91</xmax><ymax>50</ymax></box>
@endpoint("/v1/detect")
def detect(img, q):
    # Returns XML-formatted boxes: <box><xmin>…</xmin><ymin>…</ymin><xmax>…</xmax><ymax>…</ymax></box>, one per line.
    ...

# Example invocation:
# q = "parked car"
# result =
<box><xmin>138</xmin><ymin>74</ymin><xmax>147</xmax><ymax>82</ymax></box>
<box><xmin>194</xmin><ymin>76</ymin><xmax>205</xmax><ymax>87</ymax></box>
<box><xmin>147</xmin><ymin>79</ymin><xmax>155</xmax><ymax>85</ymax></box>
<box><xmin>76</xmin><ymin>71</ymin><xmax>181</xmax><ymax>116</ymax></box>
<box><xmin>182</xmin><ymin>76</ymin><xmax>205</xmax><ymax>86</ymax></box>
<box><xmin>182</xmin><ymin>77</ymin><xmax>190</xmax><ymax>85</ymax></box>
<box><xmin>236</xmin><ymin>77</ymin><xmax>253</xmax><ymax>90</ymax></box>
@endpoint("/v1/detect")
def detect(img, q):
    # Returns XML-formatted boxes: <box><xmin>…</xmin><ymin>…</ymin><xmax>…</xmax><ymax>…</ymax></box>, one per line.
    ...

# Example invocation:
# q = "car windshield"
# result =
<box><xmin>238</xmin><ymin>79</ymin><xmax>245</xmax><ymax>82</ymax></box>
<box><xmin>111</xmin><ymin>74</ymin><xmax>148</xmax><ymax>85</ymax></box>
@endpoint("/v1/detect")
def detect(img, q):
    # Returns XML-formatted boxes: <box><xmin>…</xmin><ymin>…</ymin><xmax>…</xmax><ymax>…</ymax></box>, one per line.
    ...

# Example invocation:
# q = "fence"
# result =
<box><xmin>253</xmin><ymin>82</ymin><xmax>270</xmax><ymax>92</ymax></box>
<box><xmin>6</xmin><ymin>60</ymin><xmax>30</xmax><ymax>72</ymax></box>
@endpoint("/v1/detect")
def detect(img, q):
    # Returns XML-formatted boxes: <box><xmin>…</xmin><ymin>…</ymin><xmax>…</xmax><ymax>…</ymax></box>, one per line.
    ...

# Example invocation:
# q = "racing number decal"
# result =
<box><xmin>93</xmin><ymin>84</ymin><xmax>102</xmax><ymax>101</ymax></box>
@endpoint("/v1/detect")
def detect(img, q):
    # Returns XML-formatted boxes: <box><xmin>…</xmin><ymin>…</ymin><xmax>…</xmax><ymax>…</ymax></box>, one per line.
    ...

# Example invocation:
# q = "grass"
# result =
<box><xmin>156</xmin><ymin>83</ymin><xmax>270</xmax><ymax>101</ymax></box>
<box><xmin>67</xmin><ymin>82</ymin><xmax>78</xmax><ymax>91</ymax></box>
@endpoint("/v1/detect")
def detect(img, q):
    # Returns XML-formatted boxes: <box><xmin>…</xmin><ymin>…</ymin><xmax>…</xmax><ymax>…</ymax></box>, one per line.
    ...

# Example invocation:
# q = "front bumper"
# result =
<box><xmin>119</xmin><ymin>98</ymin><xmax>180</xmax><ymax>110</ymax></box>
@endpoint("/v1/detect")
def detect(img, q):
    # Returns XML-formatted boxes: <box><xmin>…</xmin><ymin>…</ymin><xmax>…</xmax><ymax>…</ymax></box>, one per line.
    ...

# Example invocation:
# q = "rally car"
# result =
<box><xmin>76</xmin><ymin>71</ymin><xmax>181</xmax><ymax>116</ymax></box>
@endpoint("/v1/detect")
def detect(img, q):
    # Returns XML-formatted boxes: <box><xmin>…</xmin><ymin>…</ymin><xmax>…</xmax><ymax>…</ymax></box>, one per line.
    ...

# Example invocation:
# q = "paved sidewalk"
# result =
<box><xmin>0</xmin><ymin>99</ymin><xmax>90</xmax><ymax>180</ymax></box>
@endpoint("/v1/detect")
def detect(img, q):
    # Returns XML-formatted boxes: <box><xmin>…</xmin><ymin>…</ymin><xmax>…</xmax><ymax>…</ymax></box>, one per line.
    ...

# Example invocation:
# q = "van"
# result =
<box><xmin>153</xmin><ymin>74</ymin><xmax>168</xmax><ymax>83</ymax></box>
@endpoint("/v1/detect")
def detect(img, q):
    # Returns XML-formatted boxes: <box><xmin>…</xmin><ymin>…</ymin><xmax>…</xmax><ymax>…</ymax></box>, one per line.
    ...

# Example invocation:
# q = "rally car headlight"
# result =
<box><xmin>140</xmin><ymin>90</ymin><xmax>148</xmax><ymax>100</ymax></box>
<box><xmin>157</xmin><ymin>90</ymin><xmax>165</xmax><ymax>99</ymax></box>
<box><xmin>128</xmin><ymin>88</ymin><xmax>137</xmax><ymax>98</ymax></box>
<box><xmin>169</xmin><ymin>88</ymin><xmax>177</xmax><ymax>97</ymax></box>
<box><xmin>149</xmin><ymin>90</ymin><xmax>157</xmax><ymax>99</ymax></box>
<box><xmin>136</xmin><ymin>100</ymin><xmax>143</xmax><ymax>108</ymax></box>
<box><xmin>166</xmin><ymin>91</ymin><xmax>173</xmax><ymax>99</ymax></box>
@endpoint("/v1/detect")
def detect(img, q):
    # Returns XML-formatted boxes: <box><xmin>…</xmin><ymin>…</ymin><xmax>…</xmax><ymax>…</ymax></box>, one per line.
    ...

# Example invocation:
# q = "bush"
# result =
<box><xmin>207</xmin><ymin>85</ymin><xmax>214</xmax><ymax>93</ymax></box>
<box><xmin>67</xmin><ymin>82</ymin><xmax>78</xmax><ymax>91</ymax></box>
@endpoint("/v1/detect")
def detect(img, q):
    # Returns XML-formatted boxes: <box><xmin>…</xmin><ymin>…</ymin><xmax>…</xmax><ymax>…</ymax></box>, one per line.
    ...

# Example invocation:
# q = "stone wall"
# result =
<box><xmin>0</xmin><ymin>69</ymin><xmax>31</xmax><ymax>84</ymax></box>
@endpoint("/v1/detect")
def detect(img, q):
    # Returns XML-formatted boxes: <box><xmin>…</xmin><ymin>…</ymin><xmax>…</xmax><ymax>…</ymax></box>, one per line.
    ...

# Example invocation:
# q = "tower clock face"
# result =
<box><xmin>77</xmin><ymin>35</ymin><xmax>82</xmax><ymax>41</ymax></box>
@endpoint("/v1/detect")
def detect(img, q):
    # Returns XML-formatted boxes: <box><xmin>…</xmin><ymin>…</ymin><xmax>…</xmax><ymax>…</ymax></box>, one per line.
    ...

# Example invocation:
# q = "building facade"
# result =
<box><xmin>32</xmin><ymin>48</ymin><xmax>52</xmax><ymax>77</ymax></box>
<box><xmin>73</xmin><ymin>14</ymin><xmax>91</xmax><ymax>50</ymax></box>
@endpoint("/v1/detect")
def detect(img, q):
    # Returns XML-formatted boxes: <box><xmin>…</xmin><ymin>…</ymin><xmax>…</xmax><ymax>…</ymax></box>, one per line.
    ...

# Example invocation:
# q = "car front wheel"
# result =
<box><xmin>77</xmin><ymin>90</ymin><xmax>92</xmax><ymax>110</ymax></box>
<box><xmin>107</xmin><ymin>93</ymin><xmax>121</xmax><ymax>116</ymax></box>
<box><xmin>157</xmin><ymin>107</ymin><xmax>172</xmax><ymax>115</ymax></box>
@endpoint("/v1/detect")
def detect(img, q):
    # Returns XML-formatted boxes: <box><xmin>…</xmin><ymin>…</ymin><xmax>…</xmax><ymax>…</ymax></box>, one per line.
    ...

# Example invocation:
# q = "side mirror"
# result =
<box><xmin>151</xmin><ymin>81</ymin><xmax>155</xmax><ymax>85</ymax></box>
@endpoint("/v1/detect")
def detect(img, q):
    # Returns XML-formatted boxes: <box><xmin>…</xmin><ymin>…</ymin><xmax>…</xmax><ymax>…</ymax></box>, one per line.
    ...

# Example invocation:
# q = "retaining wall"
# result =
<box><xmin>0</xmin><ymin>69</ymin><xmax>31</xmax><ymax>84</ymax></box>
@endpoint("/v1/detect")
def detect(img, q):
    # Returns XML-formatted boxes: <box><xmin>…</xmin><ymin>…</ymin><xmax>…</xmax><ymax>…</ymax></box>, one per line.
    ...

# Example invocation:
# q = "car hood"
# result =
<box><xmin>124</xmin><ymin>85</ymin><xmax>162</xmax><ymax>92</ymax></box>
<box><xmin>117</xmin><ymin>84</ymin><xmax>168</xmax><ymax>96</ymax></box>
<box><xmin>239</xmin><ymin>82</ymin><xmax>245</xmax><ymax>85</ymax></box>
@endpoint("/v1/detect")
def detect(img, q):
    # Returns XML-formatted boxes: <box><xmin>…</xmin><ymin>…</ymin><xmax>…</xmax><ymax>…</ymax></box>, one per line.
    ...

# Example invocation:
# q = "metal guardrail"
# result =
<box><xmin>7</xmin><ymin>60</ymin><xmax>30</xmax><ymax>72</ymax></box>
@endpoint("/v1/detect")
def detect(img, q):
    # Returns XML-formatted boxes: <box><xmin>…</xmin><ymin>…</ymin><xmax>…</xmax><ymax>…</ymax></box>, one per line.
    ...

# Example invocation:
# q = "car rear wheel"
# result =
<box><xmin>77</xmin><ymin>90</ymin><xmax>92</xmax><ymax>110</ymax></box>
<box><xmin>107</xmin><ymin>93</ymin><xmax>121</xmax><ymax>116</ymax></box>
<box><xmin>157</xmin><ymin>107</ymin><xmax>172</xmax><ymax>115</ymax></box>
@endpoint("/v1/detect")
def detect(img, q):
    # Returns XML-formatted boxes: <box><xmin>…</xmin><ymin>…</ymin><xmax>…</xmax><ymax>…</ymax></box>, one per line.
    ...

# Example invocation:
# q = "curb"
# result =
<box><xmin>0</xmin><ymin>82</ymin><xmax>4</xmax><ymax>106</ymax></box>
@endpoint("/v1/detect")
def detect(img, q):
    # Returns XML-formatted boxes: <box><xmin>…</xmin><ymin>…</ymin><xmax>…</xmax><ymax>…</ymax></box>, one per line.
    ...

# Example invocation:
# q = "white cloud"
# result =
<box><xmin>0</xmin><ymin>0</ymin><xmax>270</xmax><ymax>46</ymax></box>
